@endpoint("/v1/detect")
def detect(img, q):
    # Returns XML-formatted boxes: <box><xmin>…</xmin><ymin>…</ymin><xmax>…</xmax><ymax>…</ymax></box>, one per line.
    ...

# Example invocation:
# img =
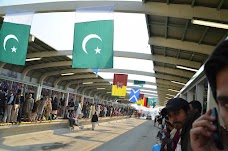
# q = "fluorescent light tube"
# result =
<box><xmin>26</xmin><ymin>58</ymin><xmax>41</xmax><ymax>61</ymax></box>
<box><xmin>176</xmin><ymin>65</ymin><xmax>198</xmax><ymax>72</ymax></box>
<box><xmin>171</xmin><ymin>81</ymin><xmax>186</xmax><ymax>86</ymax></box>
<box><xmin>61</xmin><ymin>72</ymin><xmax>74</xmax><ymax>76</ymax></box>
<box><xmin>168</xmin><ymin>89</ymin><xmax>179</xmax><ymax>93</ymax></box>
<box><xmin>97</xmin><ymin>88</ymin><xmax>105</xmax><ymax>90</ymax></box>
<box><xmin>192</xmin><ymin>19</ymin><xmax>228</xmax><ymax>30</ymax></box>
<box><xmin>166</xmin><ymin>94</ymin><xmax>175</xmax><ymax>97</ymax></box>
<box><xmin>83</xmin><ymin>82</ymin><xmax>93</xmax><ymax>84</ymax></box>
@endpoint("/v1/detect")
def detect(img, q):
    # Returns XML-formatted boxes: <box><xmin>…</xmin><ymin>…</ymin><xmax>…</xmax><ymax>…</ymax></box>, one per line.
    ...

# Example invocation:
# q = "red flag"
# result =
<box><xmin>112</xmin><ymin>74</ymin><xmax>128</xmax><ymax>96</ymax></box>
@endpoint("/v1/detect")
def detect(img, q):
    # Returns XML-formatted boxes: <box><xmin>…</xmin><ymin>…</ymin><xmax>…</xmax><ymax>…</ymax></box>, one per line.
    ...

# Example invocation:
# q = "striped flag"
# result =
<box><xmin>112</xmin><ymin>74</ymin><xmax>128</xmax><ymax>96</ymax></box>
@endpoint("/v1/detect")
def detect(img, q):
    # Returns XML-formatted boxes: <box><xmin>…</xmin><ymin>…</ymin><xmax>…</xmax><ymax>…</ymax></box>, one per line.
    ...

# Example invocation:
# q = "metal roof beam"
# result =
<box><xmin>152</xmin><ymin>55</ymin><xmax>201</xmax><ymax>69</ymax></box>
<box><xmin>27</xmin><ymin>50</ymin><xmax>200</xmax><ymax>68</ymax></box>
<box><xmin>156</xmin><ymin>73</ymin><xmax>188</xmax><ymax>83</ymax></box>
<box><xmin>27</xmin><ymin>50</ymin><xmax>152</xmax><ymax>60</ymax></box>
<box><xmin>217</xmin><ymin>0</ymin><xmax>224</xmax><ymax>10</ymax></box>
<box><xmin>154</xmin><ymin>66</ymin><xmax>194</xmax><ymax>78</ymax></box>
<box><xmin>199</xmin><ymin>27</ymin><xmax>209</xmax><ymax>44</ymax></box>
<box><xmin>39</xmin><ymin>69</ymin><xmax>91</xmax><ymax>84</ymax></box>
<box><xmin>1</xmin><ymin>2</ymin><xmax>228</xmax><ymax>22</ymax></box>
<box><xmin>165</xmin><ymin>17</ymin><xmax>169</xmax><ymax>39</ymax></box>
<box><xmin>181</xmin><ymin>20</ymin><xmax>189</xmax><ymax>41</ymax></box>
<box><xmin>149</xmin><ymin>37</ymin><xmax>214</xmax><ymax>55</ymax></box>
<box><xmin>22</xmin><ymin>61</ymin><xmax>71</xmax><ymax>80</ymax></box>
<box><xmin>156</xmin><ymin>79</ymin><xmax>183</xmax><ymax>88</ymax></box>
<box><xmin>99</xmin><ymin>69</ymin><xmax>156</xmax><ymax>77</ymax></box>
<box><xmin>54</xmin><ymin>74</ymin><xmax>96</xmax><ymax>88</ymax></box>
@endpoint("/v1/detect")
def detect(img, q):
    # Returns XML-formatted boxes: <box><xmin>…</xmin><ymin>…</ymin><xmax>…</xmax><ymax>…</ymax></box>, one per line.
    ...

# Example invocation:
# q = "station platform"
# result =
<box><xmin>0</xmin><ymin>116</ymin><xmax>129</xmax><ymax>137</ymax></box>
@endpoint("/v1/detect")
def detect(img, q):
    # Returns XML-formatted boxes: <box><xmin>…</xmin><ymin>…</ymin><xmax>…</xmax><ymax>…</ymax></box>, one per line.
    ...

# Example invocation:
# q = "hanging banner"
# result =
<box><xmin>112</xmin><ymin>74</ymin><xmax>128</xmax><ymax>96</ymax></box>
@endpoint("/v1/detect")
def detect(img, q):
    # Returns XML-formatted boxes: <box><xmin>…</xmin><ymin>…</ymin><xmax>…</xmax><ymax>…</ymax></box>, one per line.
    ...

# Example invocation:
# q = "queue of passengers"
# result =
<box><xmin>153</xmin><ymin>39</ymin><xmax>228</xmax><ymax>151</ymax></box>
<box><xmin>66</xmin><ymin>98</ymin><xmax>134</xmax><ymax>119</ymax></box>
<box><xmin>0</xmin><ymin>91</ymin><xmax>64</xmax><ymax>124</ymax></box>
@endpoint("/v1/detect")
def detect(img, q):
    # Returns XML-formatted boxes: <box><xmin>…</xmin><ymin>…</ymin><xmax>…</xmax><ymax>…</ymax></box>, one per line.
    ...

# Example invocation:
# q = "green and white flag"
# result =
<box><xmin>72</xmin><ymin>6</ymin><xmax>114</xmax><ymax>68</ymax></box>
<box><xmin>0</xmin><ymin>11</ymin><xmax>34</xmax><ymax>65</ymax></box>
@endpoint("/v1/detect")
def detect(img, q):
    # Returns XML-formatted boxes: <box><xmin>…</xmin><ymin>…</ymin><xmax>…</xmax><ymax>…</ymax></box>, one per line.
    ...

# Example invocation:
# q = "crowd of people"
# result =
<box><xmin>153</xmin><ymin>39</ymin><xmax>228</xmax><ymax>151</ymax></box>
<box><xmin>0</xmin><ymin>90</ymin><xmax>65</xmax><ymax>124</ymax></box>
<box><xmin>66</xmin><ymin>99</ymin><xmax>134</xmax><ymax>130</ymax></box>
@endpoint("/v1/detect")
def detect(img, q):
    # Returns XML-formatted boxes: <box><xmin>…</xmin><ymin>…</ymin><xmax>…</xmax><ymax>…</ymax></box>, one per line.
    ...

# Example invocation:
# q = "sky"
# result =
<box><xmin>0</xmin><ymin>0</ymin><xmax>142</xmax><ymax>6</ymax></box>
<box><xmin>28</xmin><ymin>5</ymin><xmax>157</xmax><ymax>97</ymax></box>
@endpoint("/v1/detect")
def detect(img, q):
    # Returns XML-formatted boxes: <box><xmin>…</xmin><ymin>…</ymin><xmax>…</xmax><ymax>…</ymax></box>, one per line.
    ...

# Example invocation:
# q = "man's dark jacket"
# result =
<box><xmin>181</xmin><ymin>112</ymin><xmax>200</xmax><ymax>151</ymax></box>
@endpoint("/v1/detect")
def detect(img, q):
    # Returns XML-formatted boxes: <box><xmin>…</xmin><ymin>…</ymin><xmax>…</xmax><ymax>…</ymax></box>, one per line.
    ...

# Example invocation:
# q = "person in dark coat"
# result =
<box><xmin>91</xmin><ymin>112</ymin><xmax>98</xmax><ymax>130</ymax></box>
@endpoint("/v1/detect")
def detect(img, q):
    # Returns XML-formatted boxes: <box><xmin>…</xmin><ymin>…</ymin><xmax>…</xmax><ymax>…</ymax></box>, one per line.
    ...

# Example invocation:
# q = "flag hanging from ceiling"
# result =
<box><xmin>129</xmin><ymin>88</ymin><xmax>140</xmax><ymax>103</ymax></box>
<box><xmin>72</xmin><ymin>6</ymin><xmax>114</xmax><ymax>68</ymax></box>
<box><xmin>112</xmin><ymin>74</ymin><xmax>128</xmax><ymax>96</ymax></box>
<box><xmin>134</xmin><ymin>80</ymin><xmax>145</xmax><ymax>87</ymax></box>
<box><xmin>148</xmin><ymin>98</ymin><xmax>156</xmax><ymax>108</ymax></box>
<box><xmin>137</xmin><ymin>94</ymin><xmax>144</xmax><ymax>106</ymax></box>
<box><xmin>92</xmin><ymin>68</ymin><xmax>99</xmax><ymax>77</ymax></box>
<box><xmin>143</xmin><ymin>97</ymin><xmax>148</xmax><ymax>107</ymax></box>
<box><xmin>0</xmin><ymin>11</ymin><xmax>34</xmax><ymax>65</ymax></box>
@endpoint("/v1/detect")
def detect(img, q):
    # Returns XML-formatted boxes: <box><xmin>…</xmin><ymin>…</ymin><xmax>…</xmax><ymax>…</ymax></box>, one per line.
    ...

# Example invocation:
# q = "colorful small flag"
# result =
<box><xmin>137</xmin><ymin>94</ymin><xmax>144</xmax><ymax>106</ymax></box>
<box><xmin>134</xmin><ymin>80</ymin><xmax>145</xmax><ymax>87</ymax></box>
<box><xmin>0</xmin><ymin>11</ymin><xmax>34</xmax><ymax>65</ymax></box>
<box><xmin>144</xmin><ymin>97</ymin><xmax>148</xmax><ymax>107</ymax></box>
<box><xmin>92</xmin><ymin>68</ymin><xmax>99</xmax><ymax>77</ymax></box>
<box><xmin>112</xmin><ymin>74</ymin><xmax>128</xmax><ymax>96</ymax></box>
<box><xmin>72</xmin><ymin>6</ymin><xmax>114</xmax><ymax>68</ymax></box>
<box><xmin>129</xmin><ymin>88</ymin><xmax>140</xmax><ymax>103</ymax></box>
<box><xmin>148</xmin><ymin>98</ymin><xmax>156</xmax><ymax>108</ymax></box>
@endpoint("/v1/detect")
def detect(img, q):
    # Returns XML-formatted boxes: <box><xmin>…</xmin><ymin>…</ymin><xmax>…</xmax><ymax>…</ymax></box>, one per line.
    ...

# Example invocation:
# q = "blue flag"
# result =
<box><xmin>129</xmin><ymin>88</ymin><xmax>140</xmax><ymax>103</ymax></box>
<box><xmin>92</xmin><ymin>68</ymin><xmax>99</xmax><ymax>74</ymax></box>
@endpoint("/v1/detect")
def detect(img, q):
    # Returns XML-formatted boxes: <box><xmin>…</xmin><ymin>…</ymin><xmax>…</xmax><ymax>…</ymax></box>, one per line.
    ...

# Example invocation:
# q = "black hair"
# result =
<box><xmin>204</xmin><ymin>40</ymin><xmax>228</xmax><ymax>102</ymax></box>
<box><xmin>189</xmin><ymin>100</ymin><xmax>202</xmax><ymax>113</ymax></box>
<box><xmin>17</xmin><ymin>89</ymin><xmax>22</xmax><ymax>94</ymax></box>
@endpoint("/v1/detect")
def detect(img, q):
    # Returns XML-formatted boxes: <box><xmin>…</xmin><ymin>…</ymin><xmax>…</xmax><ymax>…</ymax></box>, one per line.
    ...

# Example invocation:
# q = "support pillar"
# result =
<box><xmin>187</xmin><ymin>91</ymin><xmax>193</xmax><ymax>102</ymax></box>
<box><xmin>195</xmin><ymin>84</ymin><xmax>204</xmax><ymax>110</ymax></box>
<box><xmin>63</xmin><ymin>92</ymin><xmax>70</xmax><ymax>117</ymax></box>
<box><xmin>36</xmin><ymin>85</ymin><xmax>42</xmax><ymax>101</ymax></box>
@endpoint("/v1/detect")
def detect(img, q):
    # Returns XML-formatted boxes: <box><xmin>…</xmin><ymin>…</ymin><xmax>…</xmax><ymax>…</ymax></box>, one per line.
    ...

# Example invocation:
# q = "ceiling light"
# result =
<box><xmin>61</xmin><ymin>72</ymin><xmax>74</xmax><ymax>76</ymax></box>
<box><xmin>176</xmin><ymin>65</ymin><xmax>198</xmax><ymax>72</ymax></box>
<box><xmin>168</xmin><ymin>89</ymin><xmax>179</xmax><ymax>93</ymax></box>
<box><xmin>83</xmin><ymin>82</ymin><xmax>93</xmax><ymax>84</ymax></box>
<box><xmin>166</xmin><ymin>94</ymin><xmax>175</xmax><ymax>97</ymax></box>
<box><xmin>26</xmin><ymin>57</ymin><xmax>41</xmax><ymax>61</ymax></box>
<box><xmin>97</xmin><ymin>88</ymin><xmax>105</xmax><ymax>90</ymax></box>
<box><xmin>29</xmin><ymin>35</ymin><xmax>35</xmax><ymax>42</ymax></box>
<box><xmin>192</xmin><ymin>19</ymin><xmax>228</xmax><ymax>29</ymax></box>
<box><xmin>171</xmin><ymin>81</ymin><xmax>186</xmax><ymax>86</ymax></box>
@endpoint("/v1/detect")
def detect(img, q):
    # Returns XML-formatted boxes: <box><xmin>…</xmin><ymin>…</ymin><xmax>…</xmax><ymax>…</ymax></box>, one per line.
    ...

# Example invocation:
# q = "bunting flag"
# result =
<box><xmin>137</xmin><ymin>94</ymin><xmax>144</xmax><ymax>106</ymax></box>
<box><xmin>134</xmin><ymin>80</ymin><xmax>145</xmax><ymax>87</ymax></box>
<box><xmin>144</xmin><ymin>97</ymin><xmax>148</xmax><ymax>107</ymax></box>
<box><xmin>72</xmin><ymin>6</ymin><xmax>114</xmax><ymax>68</ymax></box>
<box><xmin>92</xmin><ymin>68</ymin><xmax>99</xmax><ymax>77</ymax></box>
<box><xmin>148</xmin><ymin>98</ymin><xmax>156</xmax><ymax>108</ymax></box>
<box><xmin>129</xmin><ymin>88</ymin><xmax>140</xmax><ymax>103</ymax></box>
<box><xmin>0</xmin><ymin>11</ymin><xmax>34</xmax><ymax>65</ymax></box>
<box><xmin>112</xmin><ymin>74</ymin><xmax>128</xmax><ymax>96</ymax></box>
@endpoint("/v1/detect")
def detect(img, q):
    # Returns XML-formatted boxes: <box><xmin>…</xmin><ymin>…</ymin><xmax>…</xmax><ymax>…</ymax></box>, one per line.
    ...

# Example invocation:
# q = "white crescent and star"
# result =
<box><xmin>82</xmin><ymin>34</ymin><xmax>102</xmax><ymax>54</ymax></box>
<box><xmin>3</xmin><ymin>34</ymin><xmax>19</xmax><ymax>53</ymax></box>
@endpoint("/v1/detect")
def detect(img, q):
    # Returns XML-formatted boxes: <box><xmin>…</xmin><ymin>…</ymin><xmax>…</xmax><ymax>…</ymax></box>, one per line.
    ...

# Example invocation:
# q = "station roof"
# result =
<box><xmin>0</xmin><ymin>0</ymin><xmax>227</xmax><ymax>105</ymax></box>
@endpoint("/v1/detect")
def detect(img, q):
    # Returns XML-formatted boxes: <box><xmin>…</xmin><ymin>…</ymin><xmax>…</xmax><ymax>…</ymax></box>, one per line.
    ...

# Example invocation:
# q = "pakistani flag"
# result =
<box><xmin>72</xmin><ymin>6</ymin><xmax>114</xmax><ymax>68</ymax></box>
<box><xmin>0</xmin><ymin>11</ymin><xmax>34</xmax><ymax>65</ymax></box>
